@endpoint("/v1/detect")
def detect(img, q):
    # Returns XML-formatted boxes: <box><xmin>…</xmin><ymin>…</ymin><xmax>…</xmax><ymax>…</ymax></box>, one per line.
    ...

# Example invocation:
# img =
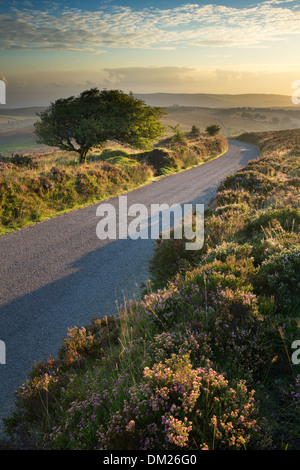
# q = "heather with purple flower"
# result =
<box><xmin>46</xmin><ymin>355</ymin><xmax>271</xmax><ymax>450</ymax></box>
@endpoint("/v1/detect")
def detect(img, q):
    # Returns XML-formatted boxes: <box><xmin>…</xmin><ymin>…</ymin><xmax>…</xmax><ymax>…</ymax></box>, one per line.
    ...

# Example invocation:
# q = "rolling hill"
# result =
<box><xmin>134</xmin><ymin>93</ymin><xmax>294</xmax><ymax>108</ymax></box>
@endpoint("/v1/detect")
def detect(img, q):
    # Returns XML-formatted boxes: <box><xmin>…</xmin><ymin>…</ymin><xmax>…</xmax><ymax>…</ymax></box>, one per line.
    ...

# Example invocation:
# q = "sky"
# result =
<box><xmin>0</xmin><ymin>0</ymin><xmax>299</xmax><ymax>106</ymax></box>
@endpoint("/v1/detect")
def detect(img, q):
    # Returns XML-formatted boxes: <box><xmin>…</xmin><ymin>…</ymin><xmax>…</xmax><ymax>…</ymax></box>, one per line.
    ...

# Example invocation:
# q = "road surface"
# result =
<box><xmin>0</xmin><ymin>139</ymin><xmax>259</xmax><ymax>438</ymax></box>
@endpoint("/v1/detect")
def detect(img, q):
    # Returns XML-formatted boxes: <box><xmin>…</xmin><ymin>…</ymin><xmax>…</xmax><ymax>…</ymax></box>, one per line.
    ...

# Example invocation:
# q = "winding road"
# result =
<box><xmin>0</xmin><ymin>139</ymin><xmax>259</xmax><ymax>438</ymax></box>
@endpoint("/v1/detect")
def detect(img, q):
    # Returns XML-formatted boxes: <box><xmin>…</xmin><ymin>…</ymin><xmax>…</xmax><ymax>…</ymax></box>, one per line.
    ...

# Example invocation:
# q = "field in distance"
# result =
<box><xmin>163</xmin><ymin>105</ymin><xmax>300</xmax><ymax>137</ymax></box>
<box><xmin>1</xmin><ymin>102</ymin><xmax>300</xmax><ymax>155</ymax></box>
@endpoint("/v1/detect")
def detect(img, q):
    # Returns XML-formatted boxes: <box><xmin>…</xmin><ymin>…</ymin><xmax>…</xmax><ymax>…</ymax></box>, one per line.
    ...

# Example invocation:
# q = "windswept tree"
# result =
<box><xmin>34</xmin><ymin>88</ymin><xmax>166</xmax><ymax>163</ymax></box>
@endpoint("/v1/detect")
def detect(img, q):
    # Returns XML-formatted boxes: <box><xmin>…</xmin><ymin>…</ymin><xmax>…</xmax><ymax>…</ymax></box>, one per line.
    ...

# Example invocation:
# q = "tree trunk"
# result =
<box><xmin>79</xmin><ymin>148</ymin><xmax>88</xmax><ymax>164</ymax></box>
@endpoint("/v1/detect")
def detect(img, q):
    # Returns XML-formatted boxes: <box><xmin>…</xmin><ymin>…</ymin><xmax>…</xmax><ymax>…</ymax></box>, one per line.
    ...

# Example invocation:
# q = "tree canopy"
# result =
<box><xmin>34</xmin><ymin>88</ymin><xmax>166</xmax><ymax>163</ymax></box>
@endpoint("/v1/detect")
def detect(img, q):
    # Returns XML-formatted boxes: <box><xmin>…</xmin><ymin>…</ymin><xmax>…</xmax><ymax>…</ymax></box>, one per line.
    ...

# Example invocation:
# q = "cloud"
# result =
<box><xmin>101</xmin><ymin>67</ymin><xmax>205</xmax><ymax>92</ymax></box>
<box><xmin>98</xmin><ymin>65</ymin><xmax>299</xmax><ymax>94</ymax></box>
<box><xmin>0</xmin><ymin>2</ymin><xmax>299</xmax><ymax>52</ymax></box>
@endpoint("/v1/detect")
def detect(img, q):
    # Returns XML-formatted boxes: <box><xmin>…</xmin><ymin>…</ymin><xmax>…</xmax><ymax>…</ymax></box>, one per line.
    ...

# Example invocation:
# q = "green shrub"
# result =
<box><xmin>255</xmin><ymin>246</ymin><xmax>300</xmax><ymax>315</ymax></box>
<box><xmin>172</xmin><ymin>129</ymin><xmax>186</xmax><ymax>143</ymax></box>
<box><xmin>245</xmin><ymin>207</ymin><xmax>300</xmax><ymax>237</ymax></box>
<box><xmin>58</xmin><ymin>316</ymin><xmax>120</xmax><ymax>366</ymax></box>
<box><xmin>135</xmin><ymin>148</ymin><xmax>181</xmax><ymax>175</ymax></box>
<box><xmin>204</xmin><ymin>209</ymin><xmax>246</xmax><ymax>246</ymax></box>
<box><xmin>203</xmin><ymin>241</ymin><xmax>253</xmax><ymax>264</ymax></box>
<box><xmin>3</xmin><ymin>356</ymin><xmax>68</xmax><ymax>439</ymax></box>
<box><xmin>216</xmin><ymin>188</ymin><xmax>252</xmax><ymax>206</ymax></box>
<box><xmin>190</xmin><ymin>125</ymin><xmax>201</xmax><ymax>137</ymax></box>
<box><xmin>0</xmin><ymin>153</ymin><xmax>37</xmax><ymax>169</ymax></box>
<box><xmin>220</xmin><ymin>170</ymin><xmax>274</xmax><ymax>194</ymax></box>
<box><xmin>206</xmin><ymin>124</ymin><xmax>221</xmax><ymax>136</ymax></box>
<box><xmin>148</xmin><ymin>223</ymin><xmax>206</xmax><ymax>289</ymax></box>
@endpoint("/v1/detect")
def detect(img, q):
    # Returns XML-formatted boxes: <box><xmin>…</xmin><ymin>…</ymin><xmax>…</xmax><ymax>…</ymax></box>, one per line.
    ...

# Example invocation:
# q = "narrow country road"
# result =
<box><xmin>0</xmin><ymin>139</ymin><xmax>259</xmax><ymax>437</ymax></box>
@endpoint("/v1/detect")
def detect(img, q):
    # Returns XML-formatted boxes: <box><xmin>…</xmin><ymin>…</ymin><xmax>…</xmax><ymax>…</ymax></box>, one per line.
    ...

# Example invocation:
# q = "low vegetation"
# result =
<box><xmin>2</xmin><ymin>127</ymin><xmax>299</xmax><ymax>450</ymax></box>
<box><xmin>236</xmin><ymin>128</ymin><xmax>300</xmax><ymax>155</ymax></box>
<box><xmin>0</xmin><ymin>127</ymin><xmax>227</xmax><ymax>234</ymax></box>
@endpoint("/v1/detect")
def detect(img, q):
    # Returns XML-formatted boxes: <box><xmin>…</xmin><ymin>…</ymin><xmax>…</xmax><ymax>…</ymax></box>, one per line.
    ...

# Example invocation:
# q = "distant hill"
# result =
<box><xmin>134</xmin><ymin>93</ymin><xmax>294</xmax><ymax>109</ymax></box>
<box><xmin>0</xmin><ymin>107</ymin><xmax>46</xmax><ymax>117</ymax></box>
<box><xmin>0</xmin><ymin>95</ymin><xmax>294</xmax><ymax>115</ymax></box>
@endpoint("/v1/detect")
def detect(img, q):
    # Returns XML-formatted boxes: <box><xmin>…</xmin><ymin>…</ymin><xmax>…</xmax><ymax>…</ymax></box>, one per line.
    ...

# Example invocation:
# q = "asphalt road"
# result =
<box><xmin>0</xmin><ymin>139</ymin><xmax>259</xmax><ymax>437</ymax></box>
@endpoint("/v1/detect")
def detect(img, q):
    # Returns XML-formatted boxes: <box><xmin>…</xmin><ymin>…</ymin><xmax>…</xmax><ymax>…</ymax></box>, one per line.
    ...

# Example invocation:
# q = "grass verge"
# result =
<box><xmin>0</xmin><ymin>131</ymin><xmax>228</xmax><ymax>235</ymax></box>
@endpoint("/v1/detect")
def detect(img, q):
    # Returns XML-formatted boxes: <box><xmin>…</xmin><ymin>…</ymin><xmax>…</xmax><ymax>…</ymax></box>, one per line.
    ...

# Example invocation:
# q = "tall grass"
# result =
<box><xmin>0</xmin><ymin>131</ymin><xmax>228</xmax><ymax>235</ymax></box>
